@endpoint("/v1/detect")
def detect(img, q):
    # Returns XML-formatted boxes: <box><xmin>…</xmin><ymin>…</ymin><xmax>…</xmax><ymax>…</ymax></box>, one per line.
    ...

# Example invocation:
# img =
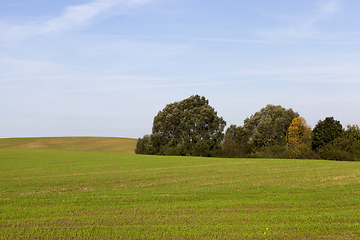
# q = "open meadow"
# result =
<box><xmin>1</xmin><ymin>138</ymin><xmax>360</xmax><ymax>239</ymax></box>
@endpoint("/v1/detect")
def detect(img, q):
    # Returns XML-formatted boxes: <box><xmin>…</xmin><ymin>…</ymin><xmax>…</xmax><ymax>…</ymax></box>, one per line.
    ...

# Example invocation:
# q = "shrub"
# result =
<box><xmin>223</xmin><ymin>125</ymin><xmax>253</xmax><ymax>158</ymax></box>
<box><xmin>135</xmin><ymin>135</ymin><xmax>151</xmax><ymax>154</ymax></box>
<box><xmin>318</xmin><ymin>137</ymin><xmax>360</xmax><ymax>161</ymax></box>
<box><xmin>283</xmin><ymin>143</ymin><xmax>319</xmax><ymax>159</ymax></box>
<box><xmin>254</xmin><ymin>145</ymin><xmax>287</xmax><ymax>159</ymax></box>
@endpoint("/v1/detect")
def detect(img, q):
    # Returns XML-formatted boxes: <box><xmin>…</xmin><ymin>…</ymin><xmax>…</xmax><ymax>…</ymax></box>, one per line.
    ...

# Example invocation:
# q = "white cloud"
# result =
<box><xmin>257</xmin><ymin>0</ymin><xmax>342</xmax><ymax>39</ymax></box>
<box><xmin>39</xmin><ymin>0</ymin><xmax>152</xmax><ymax>33</ymax></box>
<box><xmin>235</xmin><ymin>63</ymin><xmax>360</xmax><ymax>83</ymax></box>
<box><xmin>0</xmin><ymin>0</ymin><xmax>156</xmax><ymax>40</ymax></box>
<box><xmin>193</xmin><ymin>38</ymin><xmax>286</xmax><ymax>44</ymax></box>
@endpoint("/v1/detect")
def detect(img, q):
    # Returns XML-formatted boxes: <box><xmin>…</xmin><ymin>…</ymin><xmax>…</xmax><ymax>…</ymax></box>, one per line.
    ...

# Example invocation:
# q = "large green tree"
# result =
<box><xmin>243</xmin><ymin>104</ymin><xmax>299</xmax><ymax>149</ymax></box>
<box><xmin>136</xmin><ymin>95</ymin><xmax>226</xmax><ymax>157</ymax></box>
<box><xmin>311</xmin><ymin>117</ymin><xmax>344</xmax><ymax>151</ymax></box>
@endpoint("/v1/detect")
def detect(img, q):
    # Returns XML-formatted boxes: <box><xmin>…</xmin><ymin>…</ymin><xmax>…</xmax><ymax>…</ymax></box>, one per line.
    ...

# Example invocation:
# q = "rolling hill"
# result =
<box><xmin>0</xmin><ymin>137</ymin><xmax>137</xmax><ymax>154</ymax></box>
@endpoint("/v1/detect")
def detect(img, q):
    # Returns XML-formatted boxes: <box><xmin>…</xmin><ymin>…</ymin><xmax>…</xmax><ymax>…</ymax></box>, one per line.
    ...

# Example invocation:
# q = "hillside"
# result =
<box><xmin>0</xmin><ymin>137</ymin><xmax>137</xmax><ymax>154</ymax></box>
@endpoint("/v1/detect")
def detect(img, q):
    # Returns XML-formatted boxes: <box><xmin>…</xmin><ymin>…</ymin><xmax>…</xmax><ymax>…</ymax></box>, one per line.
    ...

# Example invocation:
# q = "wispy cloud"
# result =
<box><xmin>38</xmin><ymin>0</ymin><xmax>155</xmax><ymax>34</ymax></box>
<box><xmin>317</xmin><ymin>0</ymin><xmax>341</xmax><ymax>17</ymax></box>
<box><xmin>3</xmin><ymin>60</ymin><xmax>359</xmax><ymax>87</ymax></box>
<box><xmin>193</xmin><ymin>38</ymin><xmax>290</xmax><ymax>44</ymax></box>
<box><xmin>257</xmin><ymin>0</ymin><xmax>342</xmax><ymax>39</ymax></box>
<box><xmin>0</xmin><ymin>0</ymin><xmax>156</xmax><ymax>40</ymax></box>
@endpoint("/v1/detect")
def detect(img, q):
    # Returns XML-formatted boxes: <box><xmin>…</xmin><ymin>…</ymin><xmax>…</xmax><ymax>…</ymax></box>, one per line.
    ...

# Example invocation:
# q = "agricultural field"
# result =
<box><xmin>1</xmin><ymin>138</ymin><xmax>360</xmax><ymax>239</ymax></box>
<box><xmin>0</xmin><ymin>137</ymin><xmax>137</xmax><ymax>154</ymax></box>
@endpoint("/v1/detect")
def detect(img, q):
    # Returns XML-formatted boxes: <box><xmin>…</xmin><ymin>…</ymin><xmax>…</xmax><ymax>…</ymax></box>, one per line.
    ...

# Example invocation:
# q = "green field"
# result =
<box><xmin>0</xmin><ymin>137</ymin><xmax>137</xmax><ymax>154</ymax></box>
<box><xmin>1</xmin><ymin>138</ymin><xmax>360</xmax><ymax>239</ymax></box>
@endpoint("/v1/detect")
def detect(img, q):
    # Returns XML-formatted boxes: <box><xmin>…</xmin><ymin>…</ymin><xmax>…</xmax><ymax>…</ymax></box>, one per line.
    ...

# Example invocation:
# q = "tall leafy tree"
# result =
<box><xmin>285</xmin><ymin>117</ymin><xmax>314</xmax><ymax>159</ymax></box>
<box><xmin>243</xmin><ymin>104</ymin><xmax>299</xmax><ymax>149</ymax></box>
<box><xmin>286</xmin><ymin>117</ymin><xmax>312</xmax><ymax>148</ymax></box>
<box><xmin>311</xmin><ymin>117</ymin><xmax>344</xmax><ymax>151</ymax></box>
<box><xmin>136</xmin><ymin>95</ymin><xmax>226</xmax><ymax>156</ymax></box>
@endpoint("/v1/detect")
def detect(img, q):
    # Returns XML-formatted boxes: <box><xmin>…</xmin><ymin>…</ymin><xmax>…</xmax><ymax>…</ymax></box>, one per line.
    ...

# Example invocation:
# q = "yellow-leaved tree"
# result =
<box><xmin>286</xmin><ymin>117</ymin><xmax>313</xmax><ymax>158</ymax></box>
<box><xmin>287</xmin><ymin>117</ymin><xmax>311</xmax><ymax>147</ymax></box>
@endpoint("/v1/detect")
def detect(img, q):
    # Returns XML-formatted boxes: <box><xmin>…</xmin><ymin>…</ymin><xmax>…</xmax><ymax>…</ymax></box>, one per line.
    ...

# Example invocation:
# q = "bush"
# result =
<box><xmin>254</xmin><ymin>145</ymin><xmax>287</xmax><ymax>159</ymax></box>
<box><xmin>223</xmin><ymin>125</ymin><xmax>253</xmax><ymax>158</ymax></box>
<box><xmin>283</xmin><ymin>143</ymin><xmax>319</xmax><ymax>159</ymax></box>
<box><xmin>318</xmin><ymin>137</ymin><xmax>360</xmax><ymax>161</ymax></box>
<box><xmin>135</xmin><ymin>135</ymin><xmax>151</xmax><ymax>154</ymax></box>
<box><xmin>245</xmin><ymin>152</ymin><xmax>260</xmax><ymax>158</ymax></box>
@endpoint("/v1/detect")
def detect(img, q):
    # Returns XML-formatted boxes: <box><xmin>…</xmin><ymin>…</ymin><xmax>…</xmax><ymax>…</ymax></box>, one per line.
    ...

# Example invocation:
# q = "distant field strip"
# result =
<box><xmin>0</xmin><ymin>137</ymin><xmax>137</xmax><ymax>154</ymax></box>
<box><xmin>1</xmin><ymin>149</ymin><xmax>360</xmax><ymax>239</ymax></box>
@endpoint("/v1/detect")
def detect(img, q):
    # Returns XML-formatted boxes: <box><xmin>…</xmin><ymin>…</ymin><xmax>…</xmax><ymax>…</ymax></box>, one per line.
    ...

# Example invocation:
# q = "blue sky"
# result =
<box><xmin>1</xmin><ymin>0</ymin><xmax>360</xmax><ymax>138</ymax></box>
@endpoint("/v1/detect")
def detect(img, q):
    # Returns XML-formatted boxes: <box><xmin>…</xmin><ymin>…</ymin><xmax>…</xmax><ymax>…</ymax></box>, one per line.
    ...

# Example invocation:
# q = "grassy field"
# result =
<box><xmin>0</xmin><ymin>137</ymin><xmax>137</xmax><ymax>154</ymax></box>
<box><xmin>1</xmin><ymin>138</ymin><xmax>360</xmax><ymax>239</ymax></box>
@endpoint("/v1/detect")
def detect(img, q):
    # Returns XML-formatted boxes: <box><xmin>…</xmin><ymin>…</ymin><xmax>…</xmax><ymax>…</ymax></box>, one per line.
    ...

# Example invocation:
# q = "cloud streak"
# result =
<box><xmin>0</xmin><ymin>0</ymin><xmax>156</xmax><ymax>40</ymax></box>
<box><xmin>257</xmin><ymin>0</ymin><xmax>342</xmax><ymax>39</ymax></box>
<box><xmin>39</xmin><ymin>0</ymin><xmax>155</xmax><ymax>33</ymax></box>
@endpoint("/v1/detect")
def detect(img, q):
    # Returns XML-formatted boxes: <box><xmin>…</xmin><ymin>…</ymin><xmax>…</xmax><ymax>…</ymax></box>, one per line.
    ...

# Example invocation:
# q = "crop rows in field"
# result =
<box><xmin>1</xmin><ymin>149</ymin><xmax>360</xmax><ymax>239</ymax></box>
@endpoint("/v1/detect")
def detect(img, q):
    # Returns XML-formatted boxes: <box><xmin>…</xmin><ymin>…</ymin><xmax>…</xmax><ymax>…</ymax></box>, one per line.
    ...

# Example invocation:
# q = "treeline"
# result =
<box><xmin>136</xmin><ymin>95</ymin><xmax>360</xmax><ymax>161</ymax></box>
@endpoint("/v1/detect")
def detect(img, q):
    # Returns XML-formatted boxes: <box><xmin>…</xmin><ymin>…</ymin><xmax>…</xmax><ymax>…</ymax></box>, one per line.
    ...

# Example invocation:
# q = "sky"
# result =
<box><xmin>1</xmin><ymin>0</ymin><xmax>360</xmax><ymax>139</ymax></box>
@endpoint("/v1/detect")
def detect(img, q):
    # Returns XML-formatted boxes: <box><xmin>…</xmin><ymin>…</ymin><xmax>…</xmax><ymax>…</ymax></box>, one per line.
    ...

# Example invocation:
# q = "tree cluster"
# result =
<box><xmin>313</xmin><ymin>119</ymin><xmax>360</xmax><ymax>161</ymax></box>
<box><xmin>136</xmin><ymin>95</ymin><xmax>360</xmax><ymax>161</ymax></box>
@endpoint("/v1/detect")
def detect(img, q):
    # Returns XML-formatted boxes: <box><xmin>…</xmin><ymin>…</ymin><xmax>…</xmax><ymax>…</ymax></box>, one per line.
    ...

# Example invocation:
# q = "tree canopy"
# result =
<box><xmin>286</xmin><ymin>117</ymin><xmax>312</xmax><ymax>148</ymax></box>
<box><xmin>311</xmin><ymin>117</ymin><xmax>344</xmax><ymax>151</ymax></box>
<box><xmin>136</xmin><ymin>95</ymin><xmax>226</xmax><ymax>156</ymax></box>
<box><xmin>344</xmin><ymin>124</ymin><xmax>360</xmax><ymax>146</ymax></box>
<box><xmin>243</xmin><ymin>104</ymin><xmax>299</xmax><ymax>149</ymax></box>
<box><xmin>136</xmin><ymin>98</ymin><xmax>359</xmax><ymax>161</ymax></box>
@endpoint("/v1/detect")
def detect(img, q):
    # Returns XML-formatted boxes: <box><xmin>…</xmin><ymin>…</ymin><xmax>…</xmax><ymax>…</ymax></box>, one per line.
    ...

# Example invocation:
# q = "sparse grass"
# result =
<box><xmin>1</xmin><ymin>147</ymin><xmax>360</xmax><ymax>239</ymax></box>
<box><xmin>0</xmin><ymin>137</ymin><xmax>137</xmax><ymax>154</ymax></box>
